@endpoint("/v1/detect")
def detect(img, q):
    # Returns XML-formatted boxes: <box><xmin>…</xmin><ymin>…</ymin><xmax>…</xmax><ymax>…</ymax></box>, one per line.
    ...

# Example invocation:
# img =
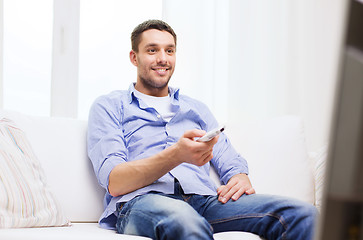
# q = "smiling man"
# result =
<box><xmin>87</xmin><ymin>19</ymin><xmax>317</xmax><ymax>240</ymax></box>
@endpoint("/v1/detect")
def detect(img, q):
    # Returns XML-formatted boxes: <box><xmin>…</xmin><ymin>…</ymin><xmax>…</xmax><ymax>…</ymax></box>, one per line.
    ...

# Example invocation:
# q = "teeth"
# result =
<box><xmin>156</xmin><ymin>69</ymin><xmax>166</xmax><ymax>72</ymax></box>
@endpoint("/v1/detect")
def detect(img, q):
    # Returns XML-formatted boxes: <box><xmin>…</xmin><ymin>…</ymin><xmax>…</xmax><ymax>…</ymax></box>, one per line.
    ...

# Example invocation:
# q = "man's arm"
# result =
<box><xmin>189</xmin><ymin>100</ymin><xmax>253</xmax><ymax>203</ymax></box>
<box><xmin>108</xmin><ymin>129</ymin><xmax>219</xmax><ymax>197</ymax></box>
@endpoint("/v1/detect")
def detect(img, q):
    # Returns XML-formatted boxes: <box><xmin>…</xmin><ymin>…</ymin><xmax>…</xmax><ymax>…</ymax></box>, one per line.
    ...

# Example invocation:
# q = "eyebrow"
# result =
<box><xmin>144</xmin><ymin>43</ymin><xmax>176</xmax><ymax>48</ymax></box>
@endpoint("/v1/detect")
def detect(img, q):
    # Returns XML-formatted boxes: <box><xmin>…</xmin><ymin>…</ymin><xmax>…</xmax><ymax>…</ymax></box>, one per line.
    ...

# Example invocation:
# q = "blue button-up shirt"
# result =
<box><xmin>87</xmin><ymin>84</ymin><xmax>248</xmax><ymax>229</ymax></box>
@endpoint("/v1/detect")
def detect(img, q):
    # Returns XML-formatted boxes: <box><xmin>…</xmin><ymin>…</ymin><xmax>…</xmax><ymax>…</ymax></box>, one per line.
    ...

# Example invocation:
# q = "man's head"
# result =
<box><xmin>130</xmin><ymin>20</ymin><xmax>177</xmax><ymax>97</ymax></box>
<box><xmin>131</xmin><ymin>19</ymin><xmax>177</xmax><ymax>53</ymax></box>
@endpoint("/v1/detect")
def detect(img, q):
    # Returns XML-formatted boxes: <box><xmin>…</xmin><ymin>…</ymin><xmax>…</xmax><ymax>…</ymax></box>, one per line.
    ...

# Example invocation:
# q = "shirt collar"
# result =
<box><xmin>127</xmin><ymin>83</ymin><xmax>180</xmax><ymax>104</ymax></box>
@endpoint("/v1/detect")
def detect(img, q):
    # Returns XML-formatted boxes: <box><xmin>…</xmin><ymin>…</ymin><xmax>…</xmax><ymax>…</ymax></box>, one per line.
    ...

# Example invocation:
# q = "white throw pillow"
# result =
<box><xmin>0</xmin><ymin>118</ymin><xmax>70</xmax><ymax>228</ymax></box>
<box><xmin>0</xmin><ymin>110</ymin><xmax>105</xmax><ymax>222</ymax></box>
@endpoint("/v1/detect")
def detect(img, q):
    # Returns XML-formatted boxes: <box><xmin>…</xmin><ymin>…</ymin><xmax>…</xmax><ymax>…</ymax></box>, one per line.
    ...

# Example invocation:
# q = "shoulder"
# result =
<box><xmin>91</xmin><ymin>90</ymin><xmax>128</xmax><ymax>110</ymax></box>
<box><xmin>95</xmin><ymin>90</ymin><xmax>128</xmax><ymax>104</ymax></box>
<box><xmin>89</xmin><ymin>90</ymin><xmax>129</xmax><ymax>121</ymax></box>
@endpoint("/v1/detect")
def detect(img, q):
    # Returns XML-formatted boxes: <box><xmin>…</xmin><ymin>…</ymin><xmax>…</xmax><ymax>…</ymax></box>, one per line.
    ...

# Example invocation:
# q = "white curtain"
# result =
<box><xmin>163</xmin><ymin>0</ymin><xmax>347</xmax><ymax>152</ymax></box>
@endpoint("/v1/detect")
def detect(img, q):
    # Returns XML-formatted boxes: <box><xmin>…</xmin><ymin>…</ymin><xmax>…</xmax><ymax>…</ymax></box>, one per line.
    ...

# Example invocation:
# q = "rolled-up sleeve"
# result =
<box><xmin>212</xmin><ymin>134</ymin><xmax>249</xmax><ymax>185</ymax></box>
<box><xmin>87</xmin><ymin>96</ymin><xmax>127</xmax><ymax>192</ymax></box>
<box><xmin>196</xmin><ymin>101</ymin><xmax>249</xmax><ymax>185</ymax></box>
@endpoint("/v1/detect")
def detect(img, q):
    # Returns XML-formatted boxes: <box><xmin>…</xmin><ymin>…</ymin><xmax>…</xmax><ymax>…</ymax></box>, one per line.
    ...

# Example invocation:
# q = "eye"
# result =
<box><xmin>166</xmin><ymin>49</ymin><xmax>175</xmax><ymax>54</ymax></box>
<box><xmin>147</xmin><ymin>48</ymin><xmax>157</xmax><ymax>54</ymax></box>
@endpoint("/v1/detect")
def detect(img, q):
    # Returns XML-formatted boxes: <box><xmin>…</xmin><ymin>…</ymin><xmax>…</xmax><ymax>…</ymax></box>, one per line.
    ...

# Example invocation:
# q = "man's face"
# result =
<box><xmin>130</xmin><ymin>29</ymin><xmax>176</xmax><ymax>96</ymax></box>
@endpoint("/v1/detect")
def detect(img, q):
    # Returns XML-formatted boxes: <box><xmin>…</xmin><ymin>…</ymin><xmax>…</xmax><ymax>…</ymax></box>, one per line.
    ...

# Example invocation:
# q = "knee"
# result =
<box><xmin>294</xmin><ymin>201</ymin><xmax>318</xmax><ymax>223</ymax></box>
<box><xmin>157</xmin><ymin>214</ymin><xmax>213</xmax><ymax>240</ymax></box>
<box><xmin>299</xmin><ymin>203</ymin><xmax>318</xmax><ymax>228</ymax></box>
<box><xmin>133</xmin><ymin>194</ymin><xmax>213</xmax><ymax>238</ymax></box>
<box><xmin>273</xmin><ymin>199</ymin><xmax>318</xmax><ymax>240</ymax></box>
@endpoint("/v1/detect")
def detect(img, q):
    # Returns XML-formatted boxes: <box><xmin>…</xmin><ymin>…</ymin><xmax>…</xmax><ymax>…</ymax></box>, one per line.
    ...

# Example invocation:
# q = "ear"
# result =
<box><xmin>129</xmin><ymin>50</ymin><xmax>138</xmax><ymax>67</ymax></box>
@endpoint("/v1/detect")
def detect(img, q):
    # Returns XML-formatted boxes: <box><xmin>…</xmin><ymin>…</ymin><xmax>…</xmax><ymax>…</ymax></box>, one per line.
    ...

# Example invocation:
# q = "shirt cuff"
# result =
<box><xmin>98</xmin><ymin>156</ymin><xmax>125</xmax><ymax>193</ymax></box>
<box><xmin>220</xmin><ymin>166</ymin><xmax>249</xmax><ymax>185</ymax></box>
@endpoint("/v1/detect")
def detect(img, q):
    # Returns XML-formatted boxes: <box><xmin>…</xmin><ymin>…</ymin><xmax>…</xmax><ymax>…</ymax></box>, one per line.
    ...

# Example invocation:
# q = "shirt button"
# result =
<box><xmin>157</xmin><ymin>114</ymin><xmax>161</xmax><ymax>118</ymax></box>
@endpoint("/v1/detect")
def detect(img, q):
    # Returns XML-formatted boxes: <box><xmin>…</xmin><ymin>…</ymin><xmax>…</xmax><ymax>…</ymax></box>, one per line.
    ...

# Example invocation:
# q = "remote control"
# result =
<box><xmin>197</xmin><ymin>125</ymin><xmax>225</xmax><ymax>142</ymax></box>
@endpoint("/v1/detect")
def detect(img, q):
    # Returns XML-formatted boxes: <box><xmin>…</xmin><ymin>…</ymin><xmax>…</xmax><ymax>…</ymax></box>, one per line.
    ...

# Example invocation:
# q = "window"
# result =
<box><xmin>3</xmin><ymin>0</ymin><xmax>53</xmax><ymax>116</ymax></box>
<box><xmin>2</xmin><ymin>0</ymin><xmax>162</xmax><ymax>119</ymax></box>
<box><xmin>78</xmin><ymin>0</ymin><xmax>162</xmax><ymax>119</ymax></box>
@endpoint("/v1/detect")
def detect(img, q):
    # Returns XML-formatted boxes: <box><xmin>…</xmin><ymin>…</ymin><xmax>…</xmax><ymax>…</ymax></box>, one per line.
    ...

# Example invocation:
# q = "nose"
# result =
<box><xmin>157</xmin><ymin>50</ymin><xmax>167</xmax><ymax>64</ymax></box>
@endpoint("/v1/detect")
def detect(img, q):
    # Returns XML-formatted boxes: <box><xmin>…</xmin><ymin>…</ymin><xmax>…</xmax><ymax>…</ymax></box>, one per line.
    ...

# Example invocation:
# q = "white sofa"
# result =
<box><xmin>0</xmin><ymin>110</ymin><xmax>317</xmax><ymax>240</ymax></box>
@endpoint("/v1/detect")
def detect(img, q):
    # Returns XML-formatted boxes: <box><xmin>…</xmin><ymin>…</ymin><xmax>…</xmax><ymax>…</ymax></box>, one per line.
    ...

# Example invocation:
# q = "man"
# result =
<box><xmin>87</xmin><ymin>19</ymin><xmax>317</xmax><ymax>240</ymax></box>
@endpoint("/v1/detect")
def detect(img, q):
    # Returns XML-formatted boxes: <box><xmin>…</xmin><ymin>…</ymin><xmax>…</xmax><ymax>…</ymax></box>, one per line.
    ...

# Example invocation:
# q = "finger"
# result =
<box><xmin>217</xmin><ymin>186</ymin><xmax>230</xmax><ymax>203</ymax></box>
<box><xmin>205</xmin><ymin>135</ymin><xmax>219</xmax><ymax>145</ymax></box>
<box><xmin>245</xmin><ymin>188</ymin><xmax>256</xmax><ymax>195</ymax></box>
<box><xmin>194</xmin><ymin>141</ymin><xmax>215</xmax><ymax>160</ymax></box>
<box><xmin>198</xmin><ymin>135</ymin><xmax>219</xmax><ymax>153</ymax></box>
<box><xmin>222</xmin><ymin>183</ymin><xmax>245</xmax><ymax>203</ymax></box>
<box><xmin>217</xmin><ymin>185</ymin><xmax>227</xmax><ymax>196</ymax></box>
<box><xmin>202</xmin><ymin>153</ymin><xmax>213</xmax><ymax>165</ymax></box>
<box><xmin>232</xmin><ymin>187</ymin><xmax>255</xmax><ymax>201</ymax></box>
<box><xmin>218</xmin><ymin>194</ymin><xmax>228</xmax><ymax>204</ymax></box>
<box><xmin>231</xmin><ymin>187</ymin><xmax>246</xmax><ymax>201</ymax></box>
<box><xmin>218</xmin><ymin>183</ymin><xmax>238</xmax><ymax>203</ymax></box>
<box><xmin>194</xmin><ymin>150</ymin><xmax>213</xmax><ymax>166</ymax></box>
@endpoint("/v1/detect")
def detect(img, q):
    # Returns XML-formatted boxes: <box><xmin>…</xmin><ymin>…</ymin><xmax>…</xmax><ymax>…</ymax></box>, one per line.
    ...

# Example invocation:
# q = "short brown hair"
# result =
<box><xmin>131</xmin><ymin>19</ymin><xmax>177</xmax><ymax>52</ymax></box>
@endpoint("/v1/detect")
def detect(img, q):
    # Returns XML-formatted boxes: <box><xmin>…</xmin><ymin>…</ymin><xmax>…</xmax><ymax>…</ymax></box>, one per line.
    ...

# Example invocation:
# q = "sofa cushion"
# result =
<box><xmin>0</xmin><ymin>110</ymin><xmax>105</xmax><ymax>222</ymax></box>
<box><xmin>0</xmin><ymin>118</ymin><xmax>70</xmax><ymax>228</ymax></box>
<box><xmin>0</xmin><ymin>222</ymin><xmax>262</xmax><ymax>240</ymax></box>
<box><xmin>225</xmin><ymin>115</ymin><xmax>315</xmax><ymax>204</ymax></box>
<box><xmin>0</xmin><ymin>223</ymin><xmax>149</xmax><ymax>240</ymax></box>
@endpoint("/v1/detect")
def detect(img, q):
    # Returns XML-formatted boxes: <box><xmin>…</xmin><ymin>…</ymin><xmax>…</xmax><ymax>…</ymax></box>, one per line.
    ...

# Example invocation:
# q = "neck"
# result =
<box><xmin>134</xmin><ymin>82</ymin><xmax>169</xmax><ymax>97</ymax></box>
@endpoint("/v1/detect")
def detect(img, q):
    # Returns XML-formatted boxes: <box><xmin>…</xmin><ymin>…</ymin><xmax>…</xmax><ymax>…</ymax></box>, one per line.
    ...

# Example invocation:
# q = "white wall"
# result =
<box><xmin>294</xmin><ymin>0</ymin><xmax>348</xmax><ymax>152</ymax></box>
<box><xmin>228</xmin><ymin>0</ymin><xmax>291</xmax><ymax>121</ymax></box>
<box><xmin>230</xmin><ymin>0</ymin><xmax>347</xmax><ymax>152</ymax></box>
<box><xmin>162</xmin><ymin>0</ymin><xmax>230</xmax><ymax>123</ymax></box>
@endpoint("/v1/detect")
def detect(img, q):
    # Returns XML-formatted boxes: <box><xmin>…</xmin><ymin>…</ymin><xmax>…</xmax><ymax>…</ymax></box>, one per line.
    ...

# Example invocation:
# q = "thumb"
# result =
<box><xmin>183</xmin><ymin>129</ymin><xmax>206</xmax><ymax>139</ymax></box>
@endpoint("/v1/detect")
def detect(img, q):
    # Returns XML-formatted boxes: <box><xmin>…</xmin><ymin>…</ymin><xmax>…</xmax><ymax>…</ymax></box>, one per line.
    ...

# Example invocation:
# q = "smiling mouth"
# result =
<box><xmin>152</xmin><ymin>67</ymin><xmax>170</xmax><ymax>74</ymax></box>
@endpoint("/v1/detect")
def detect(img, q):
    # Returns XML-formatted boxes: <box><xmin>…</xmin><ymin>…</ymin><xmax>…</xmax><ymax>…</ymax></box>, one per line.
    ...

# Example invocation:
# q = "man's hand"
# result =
<box><xmin>173</xmin><ymin>129</ymin><xmax>219</xmax><ymax>166</ymax></box>
<box><xmin>217</xmin><ymin>173</ymin><xmax>255</xmax><ymax>203</ymax></box>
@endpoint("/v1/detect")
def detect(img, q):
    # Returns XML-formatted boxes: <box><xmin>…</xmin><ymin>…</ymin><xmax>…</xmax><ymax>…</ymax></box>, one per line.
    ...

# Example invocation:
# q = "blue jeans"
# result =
<box><xmin>116</xmin><ymin>181</ymin><xmax>317</xmax><ymax>240</ymax></box>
